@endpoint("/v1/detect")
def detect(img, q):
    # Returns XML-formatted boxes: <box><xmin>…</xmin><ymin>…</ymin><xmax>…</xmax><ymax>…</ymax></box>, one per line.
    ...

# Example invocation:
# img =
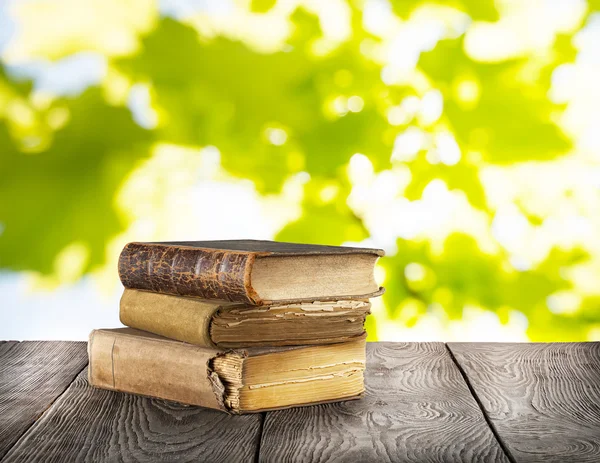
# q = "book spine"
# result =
<box><xmin>119</xmin><ymin>289</ymin><xmax>217</xmax><ymax>347</ymax></box>
<box><xmin>118</xmin><ymin>242</ymin><xmax>259</xmax><ymax>304</ymax></box>
<box><xmin>87</xmin><ymin>329</ymin><xmax>228</xmax><ymax>411</ymax></box>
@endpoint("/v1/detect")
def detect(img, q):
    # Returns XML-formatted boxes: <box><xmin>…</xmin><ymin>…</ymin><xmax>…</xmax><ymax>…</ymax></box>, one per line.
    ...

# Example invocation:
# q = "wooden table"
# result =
<box><xmin>0</xmin><ymin>341</ymin><xmax>598</xmax><ymax>462</ymax></box>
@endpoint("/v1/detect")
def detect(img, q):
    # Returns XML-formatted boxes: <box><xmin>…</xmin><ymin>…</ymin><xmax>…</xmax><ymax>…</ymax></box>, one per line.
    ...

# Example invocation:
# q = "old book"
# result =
<box><xmin>88</xmin><ymin>328</ymin><xmax>366</xmax><ymax>413</ymax></box>
<box><xmin>120</xmin><ymin>288</ymin><xmax>370</xmax><ymax>348</ymax></box>
<box><xmin>118</xmin><ymin>240</ymin><xmax>384</xmax><ymax>305</ymax></box>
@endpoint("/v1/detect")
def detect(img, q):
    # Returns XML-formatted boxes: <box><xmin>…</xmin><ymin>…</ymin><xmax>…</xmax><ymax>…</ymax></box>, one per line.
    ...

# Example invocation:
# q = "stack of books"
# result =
<box><xmin>88</xmin><ymin>240</ymin><xmax>384</xmax><ymax>413</ymax></box>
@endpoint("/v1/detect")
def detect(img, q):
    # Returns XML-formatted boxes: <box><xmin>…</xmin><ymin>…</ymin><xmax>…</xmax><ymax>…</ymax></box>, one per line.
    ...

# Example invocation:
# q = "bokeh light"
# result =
<box><xmin>1</xmin><ymin>0</ymin><xmax>599</xmax><ymax>342</ymax></box>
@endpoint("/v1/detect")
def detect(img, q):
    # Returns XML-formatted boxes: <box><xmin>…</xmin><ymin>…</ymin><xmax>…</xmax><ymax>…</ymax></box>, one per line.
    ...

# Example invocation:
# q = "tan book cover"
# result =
<box><xmin>88</xmin><ymin>328</ymin><xmax>366</xmax><ymax>414</ymax></box>
<box><xmin>119</xmin><ymin>289</ymin><xmax>371</xmax><ymax>348</ymax></box>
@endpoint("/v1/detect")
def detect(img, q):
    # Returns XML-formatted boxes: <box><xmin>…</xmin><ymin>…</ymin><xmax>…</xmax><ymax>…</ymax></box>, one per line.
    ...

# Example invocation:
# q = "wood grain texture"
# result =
<box><xmin>0</xmin><ymin>341</ymin><xmax>87</xmax><ymax>459</ymax></box>
<box><xmin>0</xmin><ymin>341</ymin><xmax>18</xmax><ymax>357</ymax></box>
<box><xmin>259</xmin><ymin>342</ymin><xmax>509</xmax><ymax>463</ymax></box>
<box><xmin>3</xmin><ymin>368</ymin><xmax>263</xmax><ymax>463</ymax></box>
<box><xmin>449</xmin><ymin>342</ymin><xmax>600</xmax><ymax>463</ymax></box>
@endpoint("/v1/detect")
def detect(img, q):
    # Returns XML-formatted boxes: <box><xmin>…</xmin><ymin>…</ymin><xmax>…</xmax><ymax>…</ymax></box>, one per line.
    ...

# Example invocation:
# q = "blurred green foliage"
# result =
<box><xmin>1</xmin><ymin>0</ymin><xmax>599</xmax><ymax>340</ymax></box>
<box><xmin>419</xmin><ymin>38</ymin><xmax>571</xmax><ymax>164</ymax></box>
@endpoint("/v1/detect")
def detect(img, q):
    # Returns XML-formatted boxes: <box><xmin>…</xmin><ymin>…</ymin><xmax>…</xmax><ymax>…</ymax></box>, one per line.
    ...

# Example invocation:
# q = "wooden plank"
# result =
<box><xmin>0</xmin><ymin>341</ymin><xmax>18</xmax><ymax>358</ymax></box>
<box><xmin>448</xmin><ymin>342</ymin><xmax>600</xmax><ymax>463</ymax></box>
<box><xmin>259</xmin><ymin>342</ymin><xmax>509</xmax><ymax>463</ymax></box>
<box><xmin>3</xmin><ymin>368</ymin><xmax>263</xmax><ymax>463</ymax></box>
<box><xmin>0</xmin><ymin>341</ymin><xmax>87</xmax><ymax>459</ymax></box>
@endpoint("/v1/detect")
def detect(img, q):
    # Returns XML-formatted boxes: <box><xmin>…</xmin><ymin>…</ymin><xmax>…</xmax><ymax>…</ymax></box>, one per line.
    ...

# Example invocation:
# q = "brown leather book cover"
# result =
<box><xmin>88</xmin><ymin>328</ymin><xmax>365</xmax><ymax>413</ymax></box>
<box><xmin>118</xmin><ymin>240</ymin><xmax>385</xmax><ymax>305</ymax></box>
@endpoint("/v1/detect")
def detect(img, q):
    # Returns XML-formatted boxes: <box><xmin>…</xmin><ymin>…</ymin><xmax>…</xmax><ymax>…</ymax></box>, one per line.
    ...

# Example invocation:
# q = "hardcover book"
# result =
<box><xmin>120</xmin><ymin>288</ymin><xmax>371</xmax><ymax>347</ymax></box>
<box><xmin>88</xmin><ymin>328</ymin><xmax>366</xmax><ymax>413</ymax></box>
<box><xmin>118</xmin><ymin>240</ymin><xmax>384</xmax><ymax>305</ymax></box>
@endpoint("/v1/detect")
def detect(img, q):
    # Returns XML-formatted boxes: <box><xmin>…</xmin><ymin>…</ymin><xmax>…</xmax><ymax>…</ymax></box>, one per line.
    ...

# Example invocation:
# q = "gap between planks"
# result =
<box><xmin>256</xmin><ymin>342</ymin><xmax>511</xmax><ymax>462</ymax></box>
<box><xmin>445</xmin><ymin>343</ymin><xmax>516</xmax><ymax>463</ymax></box>
<box><xmin>254</xmin><ymin>412</ymin><xmax>265</xmax><ymax>463</ymax></box>
<box><xmin>258</xmin><ymin>342</ymin><xmax>509</xmax><ymax>462</ymax></box>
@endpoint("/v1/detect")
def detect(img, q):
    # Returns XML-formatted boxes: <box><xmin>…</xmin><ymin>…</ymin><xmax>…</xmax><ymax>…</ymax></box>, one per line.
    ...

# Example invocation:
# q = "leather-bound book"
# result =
<box><xmin>118</xmin><ymin>240</ymin><xmax>384</xmax><ymax>305</ymax></box>
<box><xmin>88</xmin><ymin>328</ymin><xmax>366</xmax><ymax>413</ymax></box>
<box><xmin>120</xmin><ymin>289</ymin><xmax>370</xmax><ymax>348</ymax></box>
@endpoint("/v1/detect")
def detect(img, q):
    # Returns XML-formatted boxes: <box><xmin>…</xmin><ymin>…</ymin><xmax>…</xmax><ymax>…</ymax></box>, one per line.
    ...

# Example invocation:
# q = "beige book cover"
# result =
<box><xmin>119</xmin><ymin>288</ymin><xmax>371</xmax><ymax>348</ymax></box>
<box><xmin>88</xmin><ymin>328</ymin><xmax>366</xmax><ymax>413</ymax></box>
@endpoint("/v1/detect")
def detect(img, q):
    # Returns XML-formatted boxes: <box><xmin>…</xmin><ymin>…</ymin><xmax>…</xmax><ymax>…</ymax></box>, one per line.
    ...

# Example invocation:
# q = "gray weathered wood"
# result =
<box><xmin>259</xmin><ymin>342</ymin><xmax>509</xmax><ymax>462</ymax></box>
<box><xmin>0</xmin><ymin>341</ymin><xmax>18</xmax><ymax>360</ymax></box>
<box><xmin>3</xmin><ymin>368</ymin><xmax>263</xmax><ymax>463</ymax></box>
<box><xmin>0</xmin><ymin>341</ymin><xmax>87</xmax><ymax>459</ymax></box>
<box><xmin>448</xmin><ymin>342</ymin><xmax>600</xmax><ymax>463</ymax></box>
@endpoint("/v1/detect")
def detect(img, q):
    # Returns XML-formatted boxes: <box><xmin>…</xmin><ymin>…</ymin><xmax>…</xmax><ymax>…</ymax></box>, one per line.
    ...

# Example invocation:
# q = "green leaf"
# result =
<box><xmin>379</xmin><ymin>238</ymin><xmax>433</xmax><ymax>316</ymax></box>
<box><xmin>117</xmin><ymin>14</ymin><xmax>391</xmax><ymax>192</ymax></box>
<box><xmin>390</xmin><ymin>0</ymin><xmax>499</xmax><ymax>21</ymax></box>
<box><xmin>0</xmin><ymin>88</ymin><xmax>151</xmax><ymax>274</ymax></box>
<box><xmin>276</xmin><ymin>178</ymin><xmax>368</xmax><ymax>244</ymax></box>
<box><xmin>276</xmin><ymin>202</ymin><xmax>368</xmax><ymax>244</ymax></box>
<box><xmin>250</xmin><ymin>0</ymin><xmax>277</xmax><ymax>13</ymax></box>
<box><xmin>589</xmin><ymin>0</ymin><xmax>600</xmax><ymax>11</ymax></box>
<box><xmin>403</xmin><ymin>157</ymin><xmax>487</xmax><ymax>209</ymax></box>
<box><xmin>380</xmin><ymin>234</ymin><xmax>581</xmax><ymax>323</ymax></box>
<box><xmin>419</xmin><ymin>38</ymin><xmax>571</xmax><ymax>163</ymax></box>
